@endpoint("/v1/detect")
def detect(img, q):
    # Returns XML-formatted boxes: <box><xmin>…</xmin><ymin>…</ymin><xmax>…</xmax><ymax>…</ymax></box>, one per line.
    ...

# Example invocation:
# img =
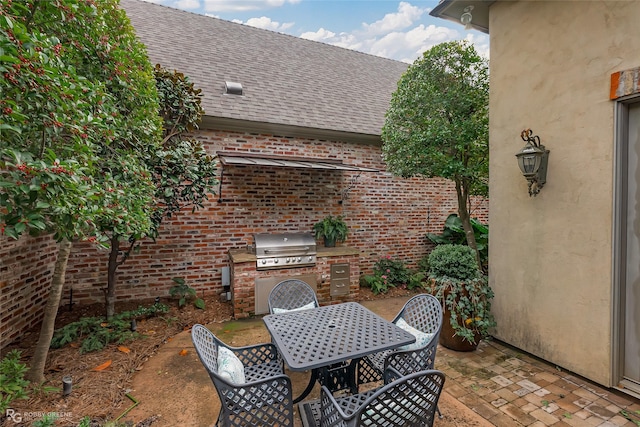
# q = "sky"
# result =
<box><xmin>144</xmin><ymin>0</ymin><xmax>489</xmax><ymax>63</ymax></box>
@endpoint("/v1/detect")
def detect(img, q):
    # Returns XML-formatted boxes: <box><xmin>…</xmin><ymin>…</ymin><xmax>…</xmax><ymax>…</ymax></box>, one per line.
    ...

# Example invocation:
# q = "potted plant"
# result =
<box><xmin>312</xmin><ymin>215</ymin><xmax>348</xmax><ymax>247</ymax></box>
<box><xmin>427</xmin><ymin>244</ymin><xmax>496</xmax><ymax>351</ymax></box>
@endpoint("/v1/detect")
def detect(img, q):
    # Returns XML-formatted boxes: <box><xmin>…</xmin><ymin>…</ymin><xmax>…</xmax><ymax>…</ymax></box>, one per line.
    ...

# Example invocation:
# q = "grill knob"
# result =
<box><xmin>261</xmin><ymin>259</ymin><xmax>267</xmax><ymax>265</ymax></box>
<box><xmin>286</xmin><ymin>258</ymin><xmax>291</xmax><ymax>263</ymax></box>
<box><xmin>297</xmin><ymin>257</ymin><xmax>302</xmax><ymax>262</ymax></box>
<box><xmin>274</xmin><ymin>259</ymin><xmax>279</xmax><ymax>264</ymax></box>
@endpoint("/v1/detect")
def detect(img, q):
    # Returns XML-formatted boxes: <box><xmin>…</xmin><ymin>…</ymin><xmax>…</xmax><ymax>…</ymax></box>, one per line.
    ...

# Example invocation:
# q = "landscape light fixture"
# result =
<box><xmin>460</xmin><ymin>6</ymin><xmax>474</xmax><ymax>30</ymax></box>
<box><xmin>516</xmin><ymin>129</ymin><xmax>550</xmax><ymax>197</ymax></box>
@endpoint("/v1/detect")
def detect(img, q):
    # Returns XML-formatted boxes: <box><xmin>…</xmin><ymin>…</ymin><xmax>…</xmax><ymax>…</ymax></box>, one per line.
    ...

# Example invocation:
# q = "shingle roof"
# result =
<box><xmin>120</xmin><ymin>0</ymin><xmax>408</xmax><ymax>137</ymax></box>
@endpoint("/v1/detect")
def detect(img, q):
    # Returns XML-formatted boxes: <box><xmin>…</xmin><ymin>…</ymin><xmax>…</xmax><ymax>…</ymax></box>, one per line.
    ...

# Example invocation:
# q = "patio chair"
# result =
<box><xmin>356</xmin><ymin>294</ymin><xmax>443</xmax><ymax>388</ymax></box>
<box><xmin>268</xmin><ymin>279</ymin><xmax>319</xmax><ymax>314</ymax></box>
<box><xmin>318</xmin><ymin>367</ymin><xmax>445</xmax><ymax>427</ymax></box>
<box><xmin>191</xmin><ymin>324</ymin><xmax>294</xmax><ymax>426</ymax></box>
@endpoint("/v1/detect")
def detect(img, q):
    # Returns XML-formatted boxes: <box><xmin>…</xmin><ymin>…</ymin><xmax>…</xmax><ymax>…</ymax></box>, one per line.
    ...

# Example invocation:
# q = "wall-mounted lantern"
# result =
<box><xmin>516</xmin><ymin>129</ymin><xmax>549</xmax><ymax>197</ymax></box>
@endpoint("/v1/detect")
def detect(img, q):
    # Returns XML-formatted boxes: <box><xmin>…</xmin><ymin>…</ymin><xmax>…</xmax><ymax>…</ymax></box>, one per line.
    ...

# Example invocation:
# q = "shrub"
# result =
<box><xmin>169</xmin><ymin>277</ymin><xmax>205</xmax><ymax>309</ymax></box>
<box><xmin>428</xmin><ymin>244</ymin><xmax>495</xmax><ymax>344</ymax></box>
<box><xmin>360</xmin><ymin>274</ymin><xmax>392</xmax><ymax>295</ymax></box>
<box><xmin>408</xmin><ymin>271</ymin><xmax>427</xmax><ymax>290</ymax></box>
<box><xmin>51</xmin><ymin>303</ymin><xmax>169</xmax><ymax>353</ymax></box>
<box><xmin>0</xmin><ymin>350</ymin><xmax>30</xmax><ymax>413</ymax></box>
<box><xmin>428</xmin><ymin>244</ymin><xmax>481</xmax><ymax>281</ymax></box>
<box><xmin>373</xmin><ymin>256</ymin><xmax>410</xmax><ymax>286</ymax></box>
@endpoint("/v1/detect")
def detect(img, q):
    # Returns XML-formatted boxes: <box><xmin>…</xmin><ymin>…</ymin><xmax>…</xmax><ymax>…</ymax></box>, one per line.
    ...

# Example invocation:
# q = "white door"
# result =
<box><xmin>622</xmin><ymin>102</ymin><xmax>640</xmax><ymax>395</ymax></box>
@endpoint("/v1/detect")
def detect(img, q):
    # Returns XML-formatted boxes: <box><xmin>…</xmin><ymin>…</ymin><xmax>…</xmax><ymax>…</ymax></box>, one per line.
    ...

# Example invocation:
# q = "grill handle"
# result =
<box><xmin>263</xmin><ymin>246</ymin><xmax>311</xmax><ymax>254</ymax></box>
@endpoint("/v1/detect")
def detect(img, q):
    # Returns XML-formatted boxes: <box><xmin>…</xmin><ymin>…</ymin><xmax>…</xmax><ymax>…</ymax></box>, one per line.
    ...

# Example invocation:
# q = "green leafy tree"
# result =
<box><xmin>0</xmin><ymin>0</ymin><xmax>162</xmax><ymax>383</ymax></box>
<box><xmin>103</xmin><ymin>65</ymin><xmax>218</xmax><ymax>318</ymax></box>
<box><xmin>381</xmin><ymin>40</ymin><xmax>489</xmax><ymax>269</ymax></box>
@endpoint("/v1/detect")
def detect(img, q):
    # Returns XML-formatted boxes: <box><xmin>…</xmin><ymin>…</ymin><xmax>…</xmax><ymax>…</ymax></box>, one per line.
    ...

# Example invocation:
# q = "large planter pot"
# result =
<box><xmin>440</xmin><ymin>306</ymin><xmax>481</xmax><ymax>352</ymax></box>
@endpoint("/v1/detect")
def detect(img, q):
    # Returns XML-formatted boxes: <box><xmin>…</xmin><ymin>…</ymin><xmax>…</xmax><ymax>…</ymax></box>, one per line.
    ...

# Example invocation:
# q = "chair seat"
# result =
<box><xmin>363</xmin><ymin>349</ymin><xmax>391</xmax><ymax>373</ymax></box>
<box><xmin>245</xmin><ymin>358</ymin><xmax>284</xmax><ymax>382</ymax></box>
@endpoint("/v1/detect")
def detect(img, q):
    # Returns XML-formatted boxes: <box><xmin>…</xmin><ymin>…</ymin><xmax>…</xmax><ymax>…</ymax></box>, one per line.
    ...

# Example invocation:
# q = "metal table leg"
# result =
<box><xmin>294</xmin><ymin>369</ymin><xmax>319</xmax><ymax>404</ymax></box>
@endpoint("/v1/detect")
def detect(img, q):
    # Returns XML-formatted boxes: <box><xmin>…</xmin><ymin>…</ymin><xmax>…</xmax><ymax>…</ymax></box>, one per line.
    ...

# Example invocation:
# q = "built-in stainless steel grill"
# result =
<box><xmin>251</xmin><ymin>233</ymin><xmax>317</xmax><ymax>270</ymax></box>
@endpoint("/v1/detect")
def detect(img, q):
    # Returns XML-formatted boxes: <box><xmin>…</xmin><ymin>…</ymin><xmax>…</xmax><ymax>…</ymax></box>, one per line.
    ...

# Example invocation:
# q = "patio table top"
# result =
<box><xmin>263</xmin><ymin>301</ymin><xmax>415</xmax><ymax>371</ymax></box>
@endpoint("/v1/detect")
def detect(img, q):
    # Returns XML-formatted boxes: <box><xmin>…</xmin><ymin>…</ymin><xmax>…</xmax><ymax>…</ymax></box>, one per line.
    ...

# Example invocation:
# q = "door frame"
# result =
<box><xmin>613</xmin><ymin>96</ymin><xmax>640</xmax><ymax>398</ymax></box>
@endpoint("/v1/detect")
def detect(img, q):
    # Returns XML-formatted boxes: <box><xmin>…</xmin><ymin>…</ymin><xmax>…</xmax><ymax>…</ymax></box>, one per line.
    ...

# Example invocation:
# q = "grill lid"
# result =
<box><xmin>253</xmin><ymin>233</ymin><xmax>316</xmax><ymax>257</ymax></box>
<box><xmin>252</xmin><ymin>233</ymin><xmax>317</xmax><ymax>270</ymax></box>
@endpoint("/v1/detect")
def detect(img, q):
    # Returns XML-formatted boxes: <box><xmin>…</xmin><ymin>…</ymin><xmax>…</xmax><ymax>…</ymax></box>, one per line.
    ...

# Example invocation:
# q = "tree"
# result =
<box><xmin>103</xmin><ymin>65</ymin><xmax>218</xmax><ymax>318</ymax></box>
<box><xmin>381</xmin><ymin>40</ymin><xmax>489</xmax><ymax>269</ymax></box>
<box><xmin>1</xmin><ymin>0</ymin><xmax>162</xmax><ymax>383</ymax></box>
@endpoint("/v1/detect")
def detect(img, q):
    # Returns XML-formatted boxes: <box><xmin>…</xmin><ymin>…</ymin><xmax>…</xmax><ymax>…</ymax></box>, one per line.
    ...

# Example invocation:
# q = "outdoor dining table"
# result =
<box><xmin>262</xmin><ymin>301</ymin><xmax>416</xmax><ymax>404</ymax></box>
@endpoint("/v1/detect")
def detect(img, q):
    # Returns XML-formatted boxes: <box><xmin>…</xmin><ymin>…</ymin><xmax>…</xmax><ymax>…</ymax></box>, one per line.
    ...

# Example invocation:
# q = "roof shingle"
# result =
<box><xmin>120</xmin><ymin>0</ymin><xmax>408</xmax><ymax>137</ymax></box>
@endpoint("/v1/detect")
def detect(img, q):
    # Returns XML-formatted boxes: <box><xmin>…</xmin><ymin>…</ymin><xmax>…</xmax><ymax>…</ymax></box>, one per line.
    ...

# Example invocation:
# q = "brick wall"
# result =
<box><xmin>1</xmin><ymin>235</ymin><xmax>58</xmax><ymax>349</ymax></box>
<box><xmin>0</xmin><ymin>128</ymin><xmax>488</xmax><ymax>350</ymax></box>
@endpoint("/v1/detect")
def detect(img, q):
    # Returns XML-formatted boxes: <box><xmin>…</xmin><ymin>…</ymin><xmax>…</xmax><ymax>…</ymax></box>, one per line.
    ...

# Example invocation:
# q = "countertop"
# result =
<box><xmin>228</xmin><ymin>246</ymin><xmax>360</xmax><ymax>263</ymax></box>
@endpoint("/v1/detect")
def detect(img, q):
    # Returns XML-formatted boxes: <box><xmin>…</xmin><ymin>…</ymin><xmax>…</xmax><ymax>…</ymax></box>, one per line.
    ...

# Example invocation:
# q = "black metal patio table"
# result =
<box><xmin>263</xmin><ymin>301</ymin><xmax>416</xmax><ymax>404</ymax></box>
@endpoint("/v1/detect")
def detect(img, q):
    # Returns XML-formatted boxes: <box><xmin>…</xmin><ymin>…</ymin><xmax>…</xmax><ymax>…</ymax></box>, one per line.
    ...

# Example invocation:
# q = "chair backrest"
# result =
<box><xmin>192</xmin><ymin>323</ymin><xmax>220</xmax><ymax>377</ymax></box>
<box><xmin>383</xmin><ymin>294</ymin><xmax>443</xmax><ymax>376</ymax></box>
<box><xmin>358</xmin><ymin>369</ymin><xmax>445</xmax><ymax>427</ymax></box>
<box><xmin>396</xmin><ymin>293</ymin><xmax>443</xmax><ymax>337</ymax></box>
<box><xmin>268</xmin><ymin>279</ymin><xmax>319</xmax><ymax>314</ymax></box>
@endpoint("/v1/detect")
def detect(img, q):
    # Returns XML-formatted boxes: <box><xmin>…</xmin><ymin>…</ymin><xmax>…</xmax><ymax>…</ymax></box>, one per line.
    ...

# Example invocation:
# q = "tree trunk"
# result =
<box><xmin>26</xmin><ymin>238</ymin><xmax>72</xmax><ymax>384</ymax></box>
<box><xmin>105</xmin><ymin>236</ymin><xmax>119</xmax><ymax>319</ymax></box>
<box><xmin>455</xmin><ymin>178</ymin><xmax>482</xmax><ymax>271</ymax></box>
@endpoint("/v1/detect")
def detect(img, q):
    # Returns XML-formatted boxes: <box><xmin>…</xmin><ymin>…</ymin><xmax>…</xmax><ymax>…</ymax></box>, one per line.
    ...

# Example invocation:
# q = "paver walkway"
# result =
<box><xmin>437</xmin><ymin>339</ymin><xmax>640</xmax><ymax>426</ymax></box>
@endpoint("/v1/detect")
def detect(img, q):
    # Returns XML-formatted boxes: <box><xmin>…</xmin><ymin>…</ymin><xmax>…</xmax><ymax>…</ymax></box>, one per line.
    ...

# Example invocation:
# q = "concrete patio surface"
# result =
<box><xmin>122</xmin><ymin>296</ymin><xmax>640</xmax><ymax>426</ymax></box>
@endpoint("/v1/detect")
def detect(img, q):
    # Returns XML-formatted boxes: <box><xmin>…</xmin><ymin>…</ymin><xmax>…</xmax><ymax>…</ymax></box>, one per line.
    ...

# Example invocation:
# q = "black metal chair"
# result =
<box><xmin>191</xmin><ymin>324</ymin><xmax>294</xmax><ymax>426</ymax></box>
<box><xmin>357</xmin><ymin>294</ymin><xmax>443</xmax><ymax>388</ymax></box>
<box><xmin>319</xmin><ymin>368</ymin><xmax>445</xmax><ymax>427</ymax></box>
<box><xmin>268</xmin><ymin>279</ymin><xmax>319</xmax><ymax>314</ymax></box>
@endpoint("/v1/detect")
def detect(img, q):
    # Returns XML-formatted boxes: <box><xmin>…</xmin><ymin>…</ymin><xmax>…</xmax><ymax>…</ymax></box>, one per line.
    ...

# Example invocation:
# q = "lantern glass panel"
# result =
<box><xmin>522</xmin><ymin>155</ymin><xmax>537</xmax><ymax>174</ymax></box>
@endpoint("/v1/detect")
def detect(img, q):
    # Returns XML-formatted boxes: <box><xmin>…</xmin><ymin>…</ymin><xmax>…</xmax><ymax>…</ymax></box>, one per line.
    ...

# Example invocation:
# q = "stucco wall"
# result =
<box><xmin>489</xmin><ymin>1</ymin><xmax>640</xmax><ymax>386</ymax></box>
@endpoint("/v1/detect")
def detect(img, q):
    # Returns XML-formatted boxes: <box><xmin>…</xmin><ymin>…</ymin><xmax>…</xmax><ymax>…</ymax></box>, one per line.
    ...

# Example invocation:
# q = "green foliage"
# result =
<box><xmin>381</xmin><ymin>40</ymin><xmax>489</xmax><ymax>195</ymax></box>
<box><xmin>417</xmin><ymin>255</ymin><xmax>430</xmax><ymax>273</ymax></box>
<box><xmin>1</xmin><ymin>0</ymin><xmax>163</xmax><ymax>245</ymax></box>
<box><xmin>51</xmin><ymin>304</ymin><xmax>169</xmax><ymax>353</ymax></box>
<box><xmin>620</xmin><ymin>410</ymin><xmax>640</xmax><ymax>426</ymax></box>
<box><xmin>313</xmin><ymin>215</ymin><xmax>348</xmax><ymax>246</ymax></box>
<box><xmin>407</xmin><ymin>271</ymin><xmax>427</xmax><ymax>290</ymax></box>
<box><xmin>77</xmin><ymin>417</ymin><xmax>92</xmax><ymax>427</ymax></box>
<box><xmin>360</xmin><ymin>273</ymin><xmax>392</xmax><ymax>295</ymax></box>
<box><xmin>169</xmin><ymin>277</ymin><xmax>205</xmax><ymax>309</ymax></box>
<box><xmin>102</xmin><ymin>66</ymin><xmax>217</xmax><ymax>318</ymax></box>
<box><xmin>373</xmin><ymin>256</ymin><xmax>410</xmax><ymax>285</ymax></box>
<box><xmin>381</xmin><ymin>40</ymin><xmax>489</xmax><ymax>266</ymax></box>
<box><xmin>427</xmin><ymin>214</ymin><xmax>489</xmax><ymax>267</ymax></box>
<box><xmin>32</xmin><ymin>413</ymin><xmax>58</xmax><ymax>427</ymax></box>
<box><xmin>361</xmin><ymin>256</ymin><xmax>416</xmax><ymax>294</ymax></box>
<box><xmin>149</xmin><ymin>66</ymin><xmax>217</xmax><ymax>238</ymax></box>
<box><xmin>428</xmin><ymin>244</ymin><xmax>495</xmax><ymax>344</ymax></box>
<box><xmin>0</xmin><ymin>350</ymin><xmax>30</xmax><ymax>413</ymax></box>
<box><xmin>428</xmin><ymin>244</ymin><xmax>481</xmax><ymax>282</ymax></box>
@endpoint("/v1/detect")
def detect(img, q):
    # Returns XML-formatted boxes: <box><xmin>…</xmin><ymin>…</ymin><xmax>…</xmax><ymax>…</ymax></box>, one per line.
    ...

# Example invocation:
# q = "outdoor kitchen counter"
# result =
<box><xmin>228</xmin><ymin>246</ymin><xmax>360</xmax><ymax>263</ymax></box>
<box><xmin>228</xmin><ymin>246</ymin><xmax>361</xmax><ymax>318</ymax></box>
